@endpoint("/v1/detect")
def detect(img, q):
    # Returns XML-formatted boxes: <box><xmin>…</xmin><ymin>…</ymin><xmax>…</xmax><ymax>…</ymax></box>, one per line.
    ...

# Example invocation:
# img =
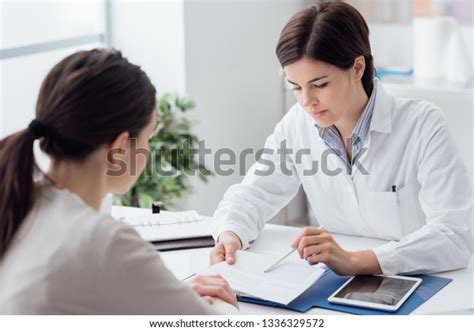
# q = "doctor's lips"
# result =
<box><xmin>310</xmin><ymin>110</ymin><xmax>328</xmax><ymax>118</ymax></box>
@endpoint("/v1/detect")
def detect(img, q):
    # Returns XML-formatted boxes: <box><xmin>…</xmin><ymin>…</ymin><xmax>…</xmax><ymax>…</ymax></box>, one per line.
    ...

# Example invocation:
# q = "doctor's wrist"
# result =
<box><xmin>349</xmin><ymin>250</ymin><xmax>383</xmax><ymax>275</ymax></box>
<box><xmin>218</xmin><ymin>231</ymin><xmax>243</xmax><ymax>249</ymax></box>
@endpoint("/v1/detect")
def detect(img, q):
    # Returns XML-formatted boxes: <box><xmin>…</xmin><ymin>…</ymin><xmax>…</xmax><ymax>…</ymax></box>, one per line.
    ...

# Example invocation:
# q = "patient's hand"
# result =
<box><xmin>188</xmin><ymin>274</ymin><xmax>239</xmax><ymax>309</ymax></box>
<box><xmin>209</xmin><ymin>231</ymin><xmax>242</xmax><ymax>265</ymax></box>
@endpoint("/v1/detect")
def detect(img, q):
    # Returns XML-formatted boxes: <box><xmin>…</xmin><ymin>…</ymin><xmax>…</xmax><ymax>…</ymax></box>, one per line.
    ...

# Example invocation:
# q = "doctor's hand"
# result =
<box><xmin>291</xmin><ymin>227</ymin><xmax>382</xmax><ymax>276</ymax></box>
<box><xmin>188</xmin><ymin>274</ymin><xmax>239</xmax><ymax>309</ymax></box>
<box><xmin>209</xmin><ymin>231</ymin><xmax>242</xmax><ymax>265</ymax></box>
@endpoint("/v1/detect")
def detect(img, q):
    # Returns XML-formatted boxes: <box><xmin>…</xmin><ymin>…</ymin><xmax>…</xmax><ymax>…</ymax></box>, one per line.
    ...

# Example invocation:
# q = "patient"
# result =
<box><xmin>0</xmin><ymin>49</ymin><xmax>237</xmax><ymax>314</ymax></box>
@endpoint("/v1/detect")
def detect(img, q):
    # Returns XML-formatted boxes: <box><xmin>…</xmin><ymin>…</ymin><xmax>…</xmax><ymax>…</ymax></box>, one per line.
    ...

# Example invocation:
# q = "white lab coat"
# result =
<box><xmin>212</xmin><ymin>80</ymin><xmax>473</xmax><ymax>275</ymax></box>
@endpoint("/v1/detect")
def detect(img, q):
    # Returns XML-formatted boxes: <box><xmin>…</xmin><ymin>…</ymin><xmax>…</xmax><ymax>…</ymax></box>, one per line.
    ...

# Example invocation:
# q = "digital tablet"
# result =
<box><xmin>327</xmin><ymin>274</ymin><xmax>422</xmax><ymax>312</ymax></box>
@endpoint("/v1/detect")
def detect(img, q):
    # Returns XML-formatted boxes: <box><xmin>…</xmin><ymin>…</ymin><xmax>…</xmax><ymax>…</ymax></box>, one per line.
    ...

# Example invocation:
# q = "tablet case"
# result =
<box><xmin>238</xmin><ymin>269</ymin><xmax>452</xmax><ymax>315</ymax></box>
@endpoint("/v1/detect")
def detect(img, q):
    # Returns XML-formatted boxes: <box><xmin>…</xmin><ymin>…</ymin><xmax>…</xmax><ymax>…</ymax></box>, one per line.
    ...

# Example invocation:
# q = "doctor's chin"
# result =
<box><xmin>0</xmin><ymin>0</ymin><xmax>473</xmax><ymax>329</ymax></box>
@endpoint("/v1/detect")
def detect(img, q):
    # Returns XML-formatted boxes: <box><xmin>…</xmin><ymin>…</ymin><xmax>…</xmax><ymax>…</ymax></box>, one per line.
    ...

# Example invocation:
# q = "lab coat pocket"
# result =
<box><xmin>368</xmin><ymin>191</ymin><xmax>403</xmax><ymax>240</ymax></box>
<box><xmin>368</xmin><ymin>182</ymin><xmax>423</xmax><ymax>241</ymax></box>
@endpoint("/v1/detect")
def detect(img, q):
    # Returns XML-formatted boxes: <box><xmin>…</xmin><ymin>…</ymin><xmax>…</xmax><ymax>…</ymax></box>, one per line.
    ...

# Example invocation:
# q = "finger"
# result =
<box><xmin>202</xmin><ymin>295</ymin><xmax>214</xmax><ymax>305</ymax></box>
<box><xmin>306</xmin><ymin>252</ymin><xmax>327</xmax><ymax>265</ymax></box>
<box><xmin>202</xmin><ymin>273</ymin><xmax>227</xmax><ymax>280</ymax></box>
<box><xmin>290</xmin><ymin>229</ymin><xmax>306</xmax><ymax>248</ymax></box>
<box><xmin>209</xmin><ymin>243</ymin><xmax>226</xmax><ymax>265</ymax></box>
<box><xmin>302</xmin><ymin>242</ymin><xmax>328</xmax><ymax>259</ymax></box>
<box><xmin>191</xmin><ymin>274</ymin><xmax>225</xmax><ymax>286</ymax></box>
<box><xmin>195</xmin><ymin>285</ymin><xmax>239</xmax><ymax>308</ymax></box>
<box><xmin>291</xmin><ymin>227</ymin><xmax>325</xmax><ymax>248</ymax></box>
<box><xmin>197</xmin><ymin>275</ymin><xmax>231</xmax><ymax>290</ymax></box>
<box><xmin>297</xmin><ymin>235</ymin><xmax>327</xmax><ymax>258</ymax></box>
<box><xmin>295</xmin><ymin>236</ymin><xmax>322</xmax><ymax>259</ymax></box>
<box><xmin>194</xmin><ymin>276</ymin><xmax>237</xmax><ymax>304</ymax></box>
<box><xmin>206</xmin><ymin>280</ymin><xmax>238</xmax><ymax>308</ymax></box>
<box><xmin>204</xmin><ymin>274</ymin><xmax>236</xmax><ymax>293</ymax></box>
<box><xmin>302</xmin><ymin>226</ymin><xmax>326</xmax><ymax>236</ymax></box>
<box><xmin>222</xmin><ymin>242</ymin><xmax>238</xmax><ymax>265</ymax></box>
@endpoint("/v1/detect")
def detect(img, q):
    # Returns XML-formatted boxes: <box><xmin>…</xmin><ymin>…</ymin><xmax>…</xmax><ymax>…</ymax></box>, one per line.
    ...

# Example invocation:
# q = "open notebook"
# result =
<box><xmin>200</xmin><ymin>250</ymin><xmax>326</xmax><ymax>305</ymax></box>
<box><xmin>116</xmin><ymin>210</ymin><xmax>215</xmax><ymax>250</ymax></box>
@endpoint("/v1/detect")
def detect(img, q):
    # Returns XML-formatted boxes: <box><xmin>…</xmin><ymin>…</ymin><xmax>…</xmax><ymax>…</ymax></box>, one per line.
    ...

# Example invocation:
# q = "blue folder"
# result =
<box><xmin>238</xmin><ymin>269</ymin><xmax>452</xmax><ymax>315</ymax></box>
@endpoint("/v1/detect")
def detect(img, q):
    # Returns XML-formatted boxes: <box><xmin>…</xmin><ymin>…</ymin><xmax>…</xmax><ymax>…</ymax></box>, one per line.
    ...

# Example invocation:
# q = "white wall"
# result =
<box><xmin>370</xmin><ymin>23</ymin><xmax>474</xmax><ymax>70</ymax></box>
<box><xmin>1</xmin><ymin>1</ymin><xmax>105</xmax><ymax>140</ymax></box>
<box><xmin>109</xmin><ymin>0</ymin><xmax>187</xmax><ymax>96</ymax></box>
<box><xmin>1</xmin><ymin>1</ymin><xmax>104</xmax><ymax>50</ymax></box>
<box><xmin>180</xmin><ymin>0</ymin><xmax>305</xmax><ymax>215</ymax></box>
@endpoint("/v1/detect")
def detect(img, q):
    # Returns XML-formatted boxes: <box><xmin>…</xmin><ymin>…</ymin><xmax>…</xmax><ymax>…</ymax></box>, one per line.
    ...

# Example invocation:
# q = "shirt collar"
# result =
<box><xmin>368</xmin><ymin>78</ymin><xmax>392</xmax><ymax>134</ymax></box>
<box><xmin>314</xmin><ymin>79</ymin><xmax>378</xmax><ymax>145</ymax></box>
<box><xmin>352</xmin><ymin>80</ymin><xmax>377</xmax><ymax>143</ymax></box>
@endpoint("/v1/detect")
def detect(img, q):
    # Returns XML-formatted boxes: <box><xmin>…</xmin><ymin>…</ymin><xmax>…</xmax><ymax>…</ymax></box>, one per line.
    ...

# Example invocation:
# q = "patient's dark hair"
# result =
<box><xmin>276</xmin><ymin>1</ymin><xmax>375</xmax><ymax>96</ymax></box>
<box><xmin>0</xmin><ymin>49</ymin><xmax>156</xmax><ymax>259</ymax></box>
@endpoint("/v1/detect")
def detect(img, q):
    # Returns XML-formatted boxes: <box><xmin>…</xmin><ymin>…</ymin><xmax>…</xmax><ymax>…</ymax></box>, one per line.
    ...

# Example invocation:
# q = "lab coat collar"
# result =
<box><xmin>369</xmin><ymin>79</ymin><xmax>392</xmax><ymax>134</ymax></box>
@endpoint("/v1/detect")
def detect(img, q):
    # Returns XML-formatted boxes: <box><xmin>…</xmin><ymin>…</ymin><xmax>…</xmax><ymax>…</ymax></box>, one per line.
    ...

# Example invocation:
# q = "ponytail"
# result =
<box><xmin>0</xmin><ymin>126</ymin><xmax>40</xmax><ymax>259</ymax></box>
<box><xmin>0</xmin><ymin>48</ymin><xmax>157</xmax><ymax>259</ymax></box>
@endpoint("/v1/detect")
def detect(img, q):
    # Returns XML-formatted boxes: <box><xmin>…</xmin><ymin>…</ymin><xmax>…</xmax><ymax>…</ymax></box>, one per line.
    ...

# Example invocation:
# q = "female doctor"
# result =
<box><xmin>209</xmin><ymin>2</ymin><xmax>473</xmax><ymax>276</ymax></box>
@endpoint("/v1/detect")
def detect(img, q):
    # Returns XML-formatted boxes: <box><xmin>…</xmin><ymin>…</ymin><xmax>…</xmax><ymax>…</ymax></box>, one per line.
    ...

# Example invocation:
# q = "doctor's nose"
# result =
<box><xmin>301</xmin><ymin>90</ymin><xmax>319</xmax><ymax>109</ymax></box>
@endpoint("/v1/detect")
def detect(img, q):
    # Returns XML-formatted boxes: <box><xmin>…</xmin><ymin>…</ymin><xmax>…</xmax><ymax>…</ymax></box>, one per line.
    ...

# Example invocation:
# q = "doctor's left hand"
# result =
<box><xmin>291</xmin><ymin>227</ymin><xmax>382</xmax><ymax>276</ymax></box>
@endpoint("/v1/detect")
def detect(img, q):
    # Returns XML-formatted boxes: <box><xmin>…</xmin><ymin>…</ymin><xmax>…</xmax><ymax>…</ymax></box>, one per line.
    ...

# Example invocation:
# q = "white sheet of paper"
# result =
<box><xmin>204</xmin><ymin>250</ymin><xmax>326</xmax><ymax>305</ymax></box>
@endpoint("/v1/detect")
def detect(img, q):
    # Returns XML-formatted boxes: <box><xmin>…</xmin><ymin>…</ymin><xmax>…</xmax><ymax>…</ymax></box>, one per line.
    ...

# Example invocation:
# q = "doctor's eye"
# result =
<box><xmin>292</xmin><ymin>86</ymin><xmax>302</xmax><ymax>91</ymax></box>
<box><xmin>313</xmin><ymin>82</ymin><xmax>329</xmax><ymax>89</ymax></box>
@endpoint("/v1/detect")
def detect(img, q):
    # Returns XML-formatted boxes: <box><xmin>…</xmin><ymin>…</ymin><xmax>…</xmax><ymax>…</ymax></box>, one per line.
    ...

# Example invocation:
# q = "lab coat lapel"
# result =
<box><xmin>351</xmin><ymin>81</ymin><xmax>393</xmax><ymax>178</ymax></box>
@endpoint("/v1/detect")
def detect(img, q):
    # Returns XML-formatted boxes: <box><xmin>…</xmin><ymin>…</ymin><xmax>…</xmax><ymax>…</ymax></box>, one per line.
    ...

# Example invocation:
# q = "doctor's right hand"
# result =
<box><xmin>209</xmin><ymin>231</ymin><xmax>242</xmax><ymax>265</ymax></box>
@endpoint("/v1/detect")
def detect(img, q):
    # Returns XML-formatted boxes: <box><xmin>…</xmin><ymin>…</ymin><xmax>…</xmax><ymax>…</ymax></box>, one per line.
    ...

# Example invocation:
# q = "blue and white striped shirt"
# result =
<box><xmin>315</xmin><ymin>82</ymin><xmax>377</xmax><ymax>175</ymax></box>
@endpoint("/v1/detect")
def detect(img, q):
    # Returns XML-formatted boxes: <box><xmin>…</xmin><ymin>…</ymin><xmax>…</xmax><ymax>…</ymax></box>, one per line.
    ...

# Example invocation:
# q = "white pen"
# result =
<box><xmin>181</xmin><ymin>273</ymin><xmax>196</xmax><ymax>281</ymax></box>
<box><xmin>263</xmin><ymin>248</ymin><xmax>297</xmax><ymax>273</ymax></box>
<box><xmin>264</xmin><ymin>226</ymin><xmax>324</xmax><ymax>273</ymax></box>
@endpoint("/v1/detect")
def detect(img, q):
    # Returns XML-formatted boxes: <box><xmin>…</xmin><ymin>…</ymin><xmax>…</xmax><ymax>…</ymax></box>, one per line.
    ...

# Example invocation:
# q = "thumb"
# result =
<box><xmin>290</xmin><ymin>235</ymin><xmax>300</xmax><ymax>248</ymax></box>
<box><xmin>291</xmin><ymin>228</ymin><xmax>308</xmax><ymax>248</ymax></box>
<box><xmin>223</xmin><ymin>241</ymin><xmax>238</xmax><ymax>264</ymax></box>
<box><xmin>209</xmin><ymin>242</ymin><xmax>226</xmax><ymax>265</ymax></box>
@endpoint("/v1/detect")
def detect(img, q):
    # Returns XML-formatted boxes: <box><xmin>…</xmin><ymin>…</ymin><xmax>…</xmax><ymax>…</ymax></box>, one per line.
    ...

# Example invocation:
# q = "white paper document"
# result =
<box><xmin>116</xmin><ymin>211</ymin><xmax>212</xmax><ymax>241</ymax></box>
<box><xmin>204</xmin><ymin>250</ymin><xmax>326</xmax><ymax>305</ymax></box>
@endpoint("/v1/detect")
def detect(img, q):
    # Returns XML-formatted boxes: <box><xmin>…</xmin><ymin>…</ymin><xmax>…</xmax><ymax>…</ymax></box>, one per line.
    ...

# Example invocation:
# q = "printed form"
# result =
<box><xmin>204</xmin><ymin>250</ymin><xmax>325</xmax><ymax>305</ymax></box>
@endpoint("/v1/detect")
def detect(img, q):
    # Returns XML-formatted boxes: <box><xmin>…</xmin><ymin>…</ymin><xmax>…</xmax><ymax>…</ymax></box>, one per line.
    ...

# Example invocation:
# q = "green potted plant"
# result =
<box><xmin>114</xmin><ymin>94</ymin><xmax>212</xmax><ymax>209</ymax></box>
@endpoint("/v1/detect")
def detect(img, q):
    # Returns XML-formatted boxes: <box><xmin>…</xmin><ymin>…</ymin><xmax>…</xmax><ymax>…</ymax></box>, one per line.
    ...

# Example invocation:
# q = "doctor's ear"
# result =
<box><xmin>352</xmin><ymin>56</ymin><xmax>366</xmax><ymax>81</ymax></box>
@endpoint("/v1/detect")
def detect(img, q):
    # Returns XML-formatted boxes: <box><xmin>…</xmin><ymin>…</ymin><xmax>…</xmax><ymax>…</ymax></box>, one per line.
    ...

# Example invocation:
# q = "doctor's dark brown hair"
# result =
<box><xmin>0</xmin><ymin>49</ymin><xmax>156</xmax><ymax>259</ymax></box>
<box><xmin>276</xmin><ymin>1</ymin><xmax>375</xmax><ymax>96</ymax></box>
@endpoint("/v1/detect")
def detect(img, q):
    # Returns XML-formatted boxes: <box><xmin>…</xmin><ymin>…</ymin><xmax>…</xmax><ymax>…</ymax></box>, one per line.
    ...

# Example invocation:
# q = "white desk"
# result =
<box><xmin>111</xmin><ymin>206</ymin><xmax>474</xmax><ymax>315</ymax></box>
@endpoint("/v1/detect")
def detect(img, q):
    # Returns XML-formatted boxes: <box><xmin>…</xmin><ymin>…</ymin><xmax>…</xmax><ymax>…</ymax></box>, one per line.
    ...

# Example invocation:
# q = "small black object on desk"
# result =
<box><xmin>152</xmin><ymin>201</ymin><xmax>163</xmax><ymax>214</ymax></box>
<box><xmin>152</xmin><ymin>237</ymin><xmax>215</xmax><ymax>251</ymax></box>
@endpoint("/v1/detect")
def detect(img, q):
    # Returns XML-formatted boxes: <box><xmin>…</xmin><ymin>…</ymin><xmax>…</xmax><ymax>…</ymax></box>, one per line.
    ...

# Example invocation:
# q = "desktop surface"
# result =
<box><xmin>112</xmin><ymin>206</ymin><xmax>474</xmax><ymax>315</ymax></box>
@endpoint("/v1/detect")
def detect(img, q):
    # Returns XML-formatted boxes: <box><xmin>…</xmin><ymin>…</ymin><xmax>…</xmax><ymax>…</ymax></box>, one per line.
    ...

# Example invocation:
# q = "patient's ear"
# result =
<box><xmin>106</xmin><ymin>131</ymin><xmax>129</xmax><ymax>166</ymax></box>
<box><xmin>110</xmin><ymin>131</ymin><xmax>129</xmax><ymax>150</ymax></box>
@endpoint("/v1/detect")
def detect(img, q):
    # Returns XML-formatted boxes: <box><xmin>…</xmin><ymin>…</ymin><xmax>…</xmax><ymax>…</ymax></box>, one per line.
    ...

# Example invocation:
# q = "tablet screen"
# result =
<box><xmin>333</xmin><ymin>275</ymin><xmax>419</xmax><ymax>306</ymax></box>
